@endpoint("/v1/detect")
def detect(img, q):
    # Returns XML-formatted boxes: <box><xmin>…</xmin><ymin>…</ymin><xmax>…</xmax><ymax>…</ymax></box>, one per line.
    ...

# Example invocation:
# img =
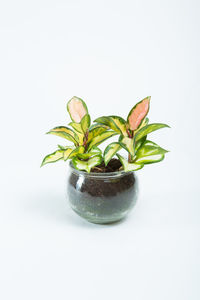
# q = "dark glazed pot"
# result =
<box><xmin>66</xmin><ymin>163</ymin><xmax>138</xmax><ymax>224</ymax></box>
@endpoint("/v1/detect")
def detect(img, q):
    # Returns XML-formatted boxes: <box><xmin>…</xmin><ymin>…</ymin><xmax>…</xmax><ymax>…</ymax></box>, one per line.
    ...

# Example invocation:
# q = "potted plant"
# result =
<box><xmin>41</xmin><ymin>96</ymin><xmax>170</xmax><ymax>224</ymax></box>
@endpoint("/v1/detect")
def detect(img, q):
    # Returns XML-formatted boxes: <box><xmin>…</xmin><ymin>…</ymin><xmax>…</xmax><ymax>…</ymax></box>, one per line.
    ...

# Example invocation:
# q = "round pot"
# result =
<box><xmin>66</xmin><ymin>162</ymin><xmax>138</xmax><ymax>224</ymax></box>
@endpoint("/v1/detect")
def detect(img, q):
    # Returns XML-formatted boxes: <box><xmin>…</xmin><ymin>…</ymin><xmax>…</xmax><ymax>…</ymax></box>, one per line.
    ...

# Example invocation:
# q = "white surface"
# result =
<box><xmin>0</xmin><ymin>0</ymin><xmax>199</xmax><ymax>299</ymax></box>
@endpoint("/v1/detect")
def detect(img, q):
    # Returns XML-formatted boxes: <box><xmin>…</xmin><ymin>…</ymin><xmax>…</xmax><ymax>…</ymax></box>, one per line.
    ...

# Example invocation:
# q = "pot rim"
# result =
<box><xmin>69</xmin><ymin>161</ymin><xmax>135</xmax><ymax>178</ymax></box>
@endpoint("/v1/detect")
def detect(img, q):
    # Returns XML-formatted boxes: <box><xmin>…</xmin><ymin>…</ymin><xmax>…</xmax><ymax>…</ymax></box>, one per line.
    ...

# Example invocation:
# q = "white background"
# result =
<box><xmin>0</xmin><ymin>0</ymin><xmax>199</xmax><ymax>299</ymax></box>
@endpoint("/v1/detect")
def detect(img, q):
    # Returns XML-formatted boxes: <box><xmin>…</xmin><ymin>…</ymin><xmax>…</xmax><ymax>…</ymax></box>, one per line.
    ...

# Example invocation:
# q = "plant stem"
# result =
<box><xmin>92</xmin><ymin>167</ymin><xmax>102</xmax><ymax>172</ymax></box>
<box><xmin>126</xmin><ymin>129</ymin><xmax>132</xmax><ymax>138</ymax></box>
<box><xmin>83</xmin><ymin>130</ymin><xmax>89</xmax><ymax>150</ymax></box>
<box><xmin>128</xmin><ymin>153</ymin><xmax>131</xmax><ymax>163</ymax></box>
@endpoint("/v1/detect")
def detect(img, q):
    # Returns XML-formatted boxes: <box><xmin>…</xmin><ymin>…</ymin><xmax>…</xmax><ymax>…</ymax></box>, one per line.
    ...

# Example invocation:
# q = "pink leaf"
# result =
<box><xmin>127</xmin><ymin>96</ymin><xmax>151</xmax><ymax>131</ymax></box>
<box><xmin>67</xmin><ymin>96</ymin><xmax>88</xmax><ymax>123</ymax></box>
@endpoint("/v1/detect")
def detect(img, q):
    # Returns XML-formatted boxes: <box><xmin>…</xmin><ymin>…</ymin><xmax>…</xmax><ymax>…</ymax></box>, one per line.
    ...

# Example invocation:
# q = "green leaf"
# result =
<box><xmin>67</xmin><ymin>96</ymin><xmax>88</xmax><ymax>122</ymax></box>
<box><xmin>47</xmin><ymin>126</ymin><xmax>79</xmax><ymax>145</ymax></box>
<box><xmin>127</xmin><ymin>96</ymin><xmax>151</xmax><ymax>131</ymax></box>
<box><xmin>94</xmin><ymin>116</ymin><xmax>122</xmax><ymax>134</ymax></box>
<box><xmin>88</xmin><ymin>125</ymin><xmax>109</xmax><ymax>142</ymax></box>
<box><xmin>119</xmin><ymin>136</ymin><xmax>135</xmax><ymax>158</ymax></box>
<box><xmin>41</xmin><ymin>150</ymin><xmax>64</xmax><ymax>167</ymax></box>
<box><xmin>88</xmin><ymin>131</ymin><xmax>118</xmax><ymax>150</ymax></box>
<box><xmin>134</xmin><ymin>123</ymin><xmax>170</xmax><ymax>143</ymax></box>
<box><xmin>116</xmin><ymin>154</ymin><xmax>144</xmax><ymax>172</ymax></box>
<box><xmin>104</xmin><ymin>142</ymin><xmax>122</xmax><ymax>166</ymax></box>
<box><xmin>134</xmin><ymin>140</ymin><xmax>168</xmax><ymax>164</ymax></box>
<box><xmin>81</xmin><ymin>114</ymin><xmax>91</xmax><ymax>133</ymax></box>
<box><xmin>72</xmin><ymin>155</ymin><xmax>103</xmax><ymax>173</ymax></box>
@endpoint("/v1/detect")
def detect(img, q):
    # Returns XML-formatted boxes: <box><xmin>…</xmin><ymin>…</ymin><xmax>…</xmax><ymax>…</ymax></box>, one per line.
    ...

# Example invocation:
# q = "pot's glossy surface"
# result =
<box><xmin>66</xmin><ymin>163</ymin><xmax>138</xmax><ymax>224</ymax></box>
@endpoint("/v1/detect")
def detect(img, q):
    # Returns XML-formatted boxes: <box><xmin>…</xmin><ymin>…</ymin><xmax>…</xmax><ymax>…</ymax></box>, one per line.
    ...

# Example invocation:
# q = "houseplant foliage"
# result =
<box><xmin>41</xmin><ymin>96</ymin><xmax>117</xmax><ymax>172</ymax></box>
<box><xmin>42</xmin><ymin>96</ymin><xmax>169</xmax><ymax>173</ymax></box>
<box><xmin>94</xmin><ymin>96</ymin><xmax>170</xmax><ymax>172</ymax></box>
<box><xmin>41</xmin><ymin>95</ymin><xmax>170</xmax><ymax>223</ymax></box>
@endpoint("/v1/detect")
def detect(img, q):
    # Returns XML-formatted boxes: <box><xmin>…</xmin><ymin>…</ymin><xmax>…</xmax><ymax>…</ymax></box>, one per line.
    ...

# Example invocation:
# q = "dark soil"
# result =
<box><xmin>70</xmin><ymin>171</ymin><xmax>136</xmax><ymax>197</ymax></box>
<box><xmin>69</xmin><ymin>159</ymin><xmax>136</xmax><ymax>197</ymax></box>
<box><xmin>91</xmin><ymin>158</ymin><xmax>122</xmax><ymax>173</ymax></box>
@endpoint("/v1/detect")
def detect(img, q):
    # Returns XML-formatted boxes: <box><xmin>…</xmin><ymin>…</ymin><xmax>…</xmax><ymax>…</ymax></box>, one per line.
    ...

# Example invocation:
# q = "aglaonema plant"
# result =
<box><xmin>94</xmin><ymin>96</ymin><xmax>170</xmax><ymax>172</ymax></box>
<box><xmin>41</xmin><ymin>96</ymin><xmax>117</xmax><ymax>172</ymax></box>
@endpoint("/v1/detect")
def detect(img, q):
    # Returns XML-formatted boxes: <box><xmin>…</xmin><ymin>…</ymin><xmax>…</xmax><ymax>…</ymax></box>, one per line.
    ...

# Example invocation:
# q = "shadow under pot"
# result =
<box><xmin>66</xmin><ymin>162</ymin><xmax>138</xmax><ymax>224</ymax></box>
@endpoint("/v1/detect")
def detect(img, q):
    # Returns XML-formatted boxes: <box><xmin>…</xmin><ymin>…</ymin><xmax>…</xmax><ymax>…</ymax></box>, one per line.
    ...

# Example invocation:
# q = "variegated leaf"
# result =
<box><xmin>109</xmin><ymin>116</ymin><xmax>128</xmax><ymax>136</ymax></box>
<box><xmin>63</xmin><ymin>148</ymin><xmax>74</xmax><ymax>161</ymax></box>
<box><xmin>134</xmin><ymin>117</ymin><xmax>149</xmax><ymax>135</ymax></box>
<box><xmin>134</xmin><ymin>140</ymin><xmax>168</xmax><ymax>164</ymax></box>
<box><xmin>41</xmin><ymin>150</ymin><xmax>64</xmax><ymax>167</ymax></box>
<box><xmin>89</xmin><ymin>146</ymin><xmax>102</xmax><ymax>154</ymax></box>
<box><xmin>104</xmin><ymin>142</ymin><xmax>122</xmax><ymax>166</ymax></box>
<box><xmin>76</xmin><ymin>146</ymin><xmax>102</xmax><ymax>159</ymax></box>
<box><xmin>119</xmin><ymin>136</ymin><xmax>135</xmax><ymax>158</ymax></box>
<box><xmin>57</xmin><ymin>144</ymin><xmax>67</xmax><ymax>150</ymax></box>
<box><xmin>72</xmin><ymin>155</ymin><xmax>102</xmax><ymax>173</ymax></box>
<box><xmin>69</xmin><ymin>122</ymin><xmax>83</xmax><ymax>134</ymax></box>
<box><xmin>89</xmin><ymin>124</ymin><xmax>109</xmax><ymax>131</ymax></box>
<box><xmin>135</xmin><ymin>136</ymin><xmax>147</xmax><ymax>152</ymax></box>
<box><xmin>77</xmin><ymin>153</ymin><xmax>96</xmax><ymax>159</ymax></box>
<box><xmin>88</xmin><ymin>125</ymin><xmax>109</xmax><ymax>142</ymax></box>
<box><xmin>116</xmin><ymin>154</ymin><xmax>144</xmax><ymax>172</ymax></box>
<box><xmin>134</xmin><ymin>123</ymin><xmax>170</xmax><ymax>143</ymax></box>
<box><xmin>135</xmin><ymin>153</ymin><xmax>165</xmax><ymax>164</ymax></box>
<box><xmin>88</xmin><ymin>131</ymin><xmax>117</xmax><ymax>150</ymax></box>
<box><xmin>67</xmin><ymin>145</ymin><xmax>85</xmax><ymax>160</ymax></box>
<box><xmin>94</xmin><ymin>116</ymin><xmax>121</xmax><ymax>134</ymax></box>
<box><xmin>67</xmin><ymin>96</ymin><xmax>88</xmax><ymax>122</ymax></box>
<box><xmin>68</xmin><ymin>122</ymin><xmax>84</xmax><ymax>144</ymax></box>
<box><xmin>127</xmin><ymin>96</ymin><xmax>151</xmax><ymax>131</ymax></box>
<box><xmin>81</xmin><ymin>114</ymin><xmax>91</xmax><ymax>133</ymax></box>
<box><xmin>47</xmin><ymin>126</ymin><xmax>79</xmax><ymax>145</ymax></box>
